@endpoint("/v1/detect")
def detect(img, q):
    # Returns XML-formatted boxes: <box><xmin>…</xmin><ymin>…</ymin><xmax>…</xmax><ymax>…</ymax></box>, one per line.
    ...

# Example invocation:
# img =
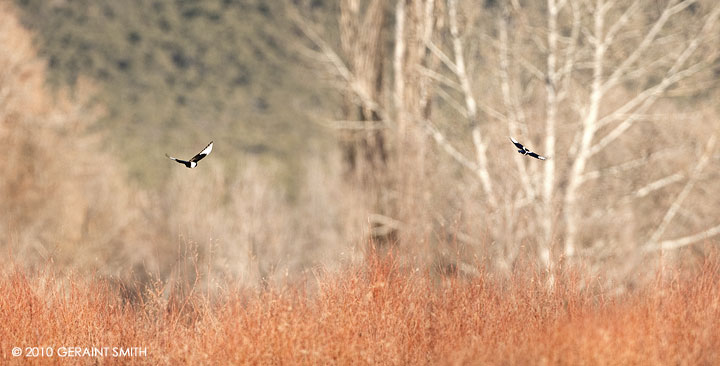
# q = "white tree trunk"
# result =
<box><xmin>542</xmin><ymin>0</ymin><xmax>559</xmax><ymax>256</ymax></box>
<box><xmin>563</xmin><ymin>0</ymin><xmax>606</xmax><ymax>257</ymax></box>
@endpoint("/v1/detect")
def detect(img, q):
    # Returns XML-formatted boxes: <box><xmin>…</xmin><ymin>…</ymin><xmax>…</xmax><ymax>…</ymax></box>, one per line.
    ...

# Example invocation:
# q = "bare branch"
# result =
<box><xmin>557</xmin><ymin>0</ymin><xmax>582</xmax><ymax>100</ymax></box>
<box><xmin>498</xmin><ymin>6</ymin><xmax>536</xmax><ymax>202</ymax></box>
<box><xmin>602</xmin><ymin>0</ymin><xmax>697</xmax><ymax>92</ymax></box>
<box><xmin>603</xmin><ymin>0</ymin><xmax>641</xmax><ymax>46</ymax></box>
<box><xmin>589</xmin><ymin>2</ymin><xmax>720</xmax><ymax>155</ymax></box>
<box><xmin>597</xmin><ymin>4</ymin><xmax>720</xmax><ymax>132</ymax></box>
<box><xmin>562</xmin><ymin>0</ymin><xmax>608</xmax><ymax>257</ymax></box>
<box><xmin>290</xmin><ymin>10</ymin><xmax>394</xmax><ymax>128</ymax></box>
<box><xmin>477</xmin><ymin>102</ymin><xmax>508</xmax><ymax>123</ymax></box>
<box><xmin>586</xmin><ymin>171</ymin><xmax>685</xmax><ymax>219</ymax></box>
<box><xmin>290</xmin><ymin>11</ymin><xmax>353</xmax><ymax>87</ymax></box>
<box><xmin>645</xmin><ymin>134</ymin><xmax>717</xmax><ymax>247</ymax></box>
<box><xmin>434</xmin><ymin>87</ymin><xmax>468</xmax><ymax>118</ymax></box>
<box><xmin>448</xmin><ymin>0</ymin><xmax>477</xmax><ymax>121</ymax></box>
<box><xmin>421</xmin><ymin>119</ymin><xmax>478</xmax><ymax>175</ymax></box>
<box><xmin>416</xmin><ymin>65</ymin><xmax>463</xmax><ymax>91</ymax></box>
<box><xmin>426</xmin><ymin>41</ymin><xmax>459</xmax><ymax>75</ymax></box>
<box><xmin>542</xmin><ymin>0</ymin><xmax>563</xmax><ymax>246</ymax></box>
<box><xmin>633</xmin><ymin>172</ymin><xmax>684</xmax><ymax>198</ymax></box>
<box><xmin>518</xmin><ymin>57</ymin><xmax>546</xmax><ymax>81</ymax></box>
<box><xmin>393</xmin><ymin>0</ymin><xmax>406</xmax><ymax>116</ymax></box>
<box><xmin>589</xmin><ymin>59</ymin><xmax>710</xmax><ymax>156</ymax></box>
<box><xmin>470</xmin><ymin>129</ymin><xmax>497</xmax><ymax>207</ymax></box>
<box><xmin>320</xmin><ymin>120</ymin><xmax>387</xmax><ymax>130</ymax></box>
<box><xmin>497</xmin><ymin>16</ymin><xmax>529</xmax><ymax>132</ymax></box>
<box><xmin>420</xmin><ymin>118</ymin><xmax>499</xmax><ymax>210</ymax></box>
<box><xmin>616</xmin><ymin>52</ymin><xmax>677</xmax><ymax>84</ymax></box>
<box><xmin>422</xmin><ymin>0</ymin><xmax>437</xmax><ymax>46</ymax></box>
<box><xmin>447</xmin><ymin>0</ymin><xmax>496</xmax><ymax>206</ymax></box>
<box><xmin>579</xmin><ymin>149</ymin><xmax>677</xmax><ymax>183</ymax></box>
<box><xmin>649</xmin><ymin>224</ymin><xmax>720</xmax><ymax>252</ymax></box>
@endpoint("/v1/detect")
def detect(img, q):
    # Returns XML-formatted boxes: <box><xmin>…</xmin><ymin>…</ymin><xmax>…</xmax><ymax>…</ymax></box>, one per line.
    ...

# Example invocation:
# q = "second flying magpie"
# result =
<box><xmin>510</xmin><ymin>137</ymin><xmax>546</xmax><ymax>160</ymax></box>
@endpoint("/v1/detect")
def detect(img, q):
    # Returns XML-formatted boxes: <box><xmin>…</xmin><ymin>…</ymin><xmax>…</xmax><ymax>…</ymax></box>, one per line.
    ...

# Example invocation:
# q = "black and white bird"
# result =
<box><xmin>166</xmin><ymin>141</ymin><xmax>214</xmax><ymax>168</ymax></box>
<box><xmin>509</xmin><ymin>137</ymin><xmax>546</xmax><ymax>160</ymax></box>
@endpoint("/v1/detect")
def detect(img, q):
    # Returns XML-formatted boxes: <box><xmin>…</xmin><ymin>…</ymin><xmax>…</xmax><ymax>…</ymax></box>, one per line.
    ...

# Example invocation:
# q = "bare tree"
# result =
<box><xmin>293</xmin><ymin>0</ymin><xmax>720</xmax><ymax>276</ymax></box>
<box><xmin>561</xmin><ymin>0</ymin><xmax>720</xmax><ymax>258</ymax></box>
<box><xmin>337</xmin><ymin>0</ymin><xmax>390</xmax><ymax>185</ymax></box>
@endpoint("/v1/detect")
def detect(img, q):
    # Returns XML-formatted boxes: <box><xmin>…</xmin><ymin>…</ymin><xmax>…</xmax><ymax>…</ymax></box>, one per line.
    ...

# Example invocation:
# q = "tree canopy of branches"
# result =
<box><xmin>294</xmin><ymin>0</ymin><xmax>720</xmax><ymax>277</ymax></box>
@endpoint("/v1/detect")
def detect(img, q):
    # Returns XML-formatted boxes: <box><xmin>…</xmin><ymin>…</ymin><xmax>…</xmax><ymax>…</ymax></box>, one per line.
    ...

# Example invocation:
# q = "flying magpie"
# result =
<box><xmin>166</xmin><ymin>141</ymin><xmax>214</xmax><ymax>168</ymax></box>
<box><xmin>509</xmin><ymin>137</ymin><xmax>546</xmax><ymax>160</ymax></box>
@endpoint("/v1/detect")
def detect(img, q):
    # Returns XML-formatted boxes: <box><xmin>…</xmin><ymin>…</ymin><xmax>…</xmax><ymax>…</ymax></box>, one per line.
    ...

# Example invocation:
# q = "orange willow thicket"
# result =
<box><xmin>1</xmin><ymin>252</ymin><xmax>719</xmax><ymax>365</ymax></box>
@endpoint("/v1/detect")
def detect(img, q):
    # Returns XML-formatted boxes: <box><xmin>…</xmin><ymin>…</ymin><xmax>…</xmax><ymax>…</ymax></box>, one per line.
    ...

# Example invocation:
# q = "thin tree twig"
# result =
<box><xmin>645</xmin><ymin>134</ymin><xmax>717</xmax><ymax>247</ymax></box>
<box><xmin>649</xmin><ymin>224</ymin><xmax>720</xmax><ymax>252</ymax></box>
<box><xmin>289</xmin><ymin>10</ymin><xmax>395</xmax><ymax>129</ymax></box>
<box><xmin>579</xmin><ymin>148</ymin><xmax>677</xmax><ymax>183</ymax></box>
<box><xmin>447</xmin><ymin>0</ymin><xmax>496</xmax><ymax>207</ymax></box>
<box><xmin>633</xmin><ymin>173</ymin><xmax>684</xmax><ymax>198</ymax></box>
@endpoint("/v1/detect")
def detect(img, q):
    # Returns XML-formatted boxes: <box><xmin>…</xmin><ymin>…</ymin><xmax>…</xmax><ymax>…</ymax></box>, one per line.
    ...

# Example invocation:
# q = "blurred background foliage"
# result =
<box><xmin>3</xmin><ymin>0</ymin><xmax>720</xmax><ymax>290</ymax></box>
<box><xmin>2</xmin><ymin>0</ymin><xmax>366</xmax><ymax>287</ymax></box>
<box><xmin>14</xmin><ymin>0</ymin><xmax>337</xmax><ymax>191</ymax></box>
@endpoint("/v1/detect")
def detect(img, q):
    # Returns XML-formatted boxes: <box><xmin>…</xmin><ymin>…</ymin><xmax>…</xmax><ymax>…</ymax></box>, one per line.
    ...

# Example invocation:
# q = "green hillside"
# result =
<box><xmin>14</xmin><ymin>0</ymin><xmax>336</xmax><ymax>189</ymax></box>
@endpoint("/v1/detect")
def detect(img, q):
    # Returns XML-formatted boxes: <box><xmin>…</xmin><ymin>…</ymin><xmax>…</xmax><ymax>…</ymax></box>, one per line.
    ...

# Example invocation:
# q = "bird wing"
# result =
<box><xmin>190</xmin><ymin>141</ymin><xmax>214</xmax><ymax>163</ymax></box>
<box><xmin>166</xmin><ymin>154</ymin><xmax>189</xmax><ymax>165</ymax></box>
<box><xmin>528</xmin><ymin>152</ymin><xmax>547</xmax><ymax>160</ymax></box>
<box><xmin>509</xmin><ymin>137</ymin><xmax>525</xmax><ymax>150</ymax></box>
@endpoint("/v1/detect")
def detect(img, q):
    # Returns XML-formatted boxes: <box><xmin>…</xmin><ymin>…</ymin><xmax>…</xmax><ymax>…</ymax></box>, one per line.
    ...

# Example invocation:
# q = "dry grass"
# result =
<box><xmin>1</xmin><ymin>249</ymin><xmax>719</xmax><ymax>365</ymax></box>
